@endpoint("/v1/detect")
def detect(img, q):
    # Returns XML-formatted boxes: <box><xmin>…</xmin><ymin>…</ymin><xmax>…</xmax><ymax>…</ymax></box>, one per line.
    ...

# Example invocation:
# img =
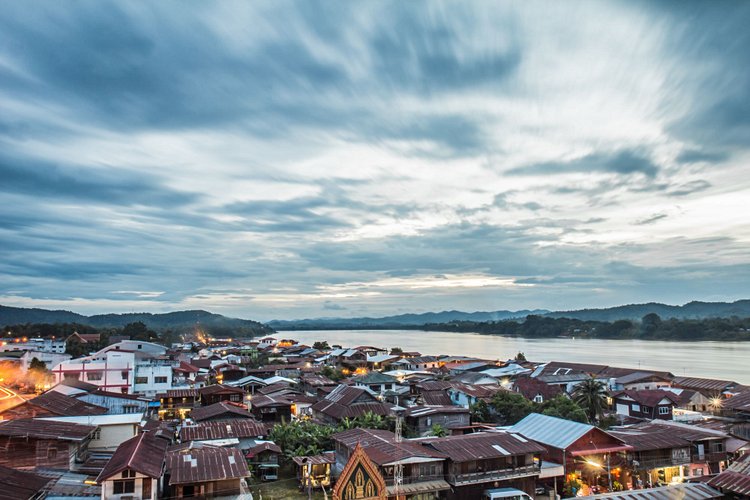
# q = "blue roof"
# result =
<box><xmin>509</xmin><ymin>413</ymin><xmax>593</xmax><ymax>449</ymax></box>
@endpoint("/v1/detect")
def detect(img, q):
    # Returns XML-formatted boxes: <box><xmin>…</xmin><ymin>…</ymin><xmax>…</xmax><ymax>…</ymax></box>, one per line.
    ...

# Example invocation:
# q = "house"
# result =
<box><xmin>613</xmin><ymin>372</ymin><xmax>674</xmax><ymax>392</ymax></box>
<box><xmin>333</xmin><ymin>428</ymin><xmax>450</xmax><ymax>499</ymax></box>
<box><xmin>190</xmin><ymin>401</ymin><xmax>255</xmax><ymax>422</ymax></box>
<box><xmin>75</xmin><ymin>389</ymin><xmax>152</xmax><ymax>415</ymax></box>
<box><xmin>0</xmin><ymin>464</ymin><xmax>51</xmax><ymax>499</ymax></box>
<box><xmin>513</xmin><ymin>376</ymin><xmax>562</xmax><ymax>404</ymax></box>
<box><xmin>448</xmin><ymin>383</ymin><xmax>503</xmax><ymax>408</ymax></box>
<box><xmin>613</xmin><ymin>390</ymin><xmax>682</xmax><ymax>420</ymax></box>
<box><xmin>38</xmin><ymin>412</ymin><xmax>145</xmax><ymax>453</ymax></box>
<box><xmin>422</xmin><ymin>431</ymin><xmax>547</xmax><ymax>500</ymax></box>
<box><xmin>245</xmin><ymin>441</ymin><xmax>282</xmax><ymax>481</ymax></box>
<box><xmin>403</xmin><ymin>405</ymin><xmax>471</xmax><ymax>436</ymax></box>
<box><xmin>509</xmin><ymin>413</ymin><xmax>632</xmax><ymax>495</ymax></box>
<box><xmin>293</xmin><ymin>452</ymin><xmax>335</xmax><ymax>490</ymax></box>
<box><xmin>0</xmin><ymin>390</ymin><xmax>108</xmax><ymax>420</ymax></box>
<box><xmin>366</xmin><ymin>354</ymin><xmax>400</xmax><ymax>371</ymax></box>
<box><xmin>0</xmin><ymin>418</ymin><xmax>97</xmax><ymax>471</ymax></box>
<box><xmin>672</xmin><ymin>376</ymin><xmax>742</xmax><ymax>398</ymax></box>
<box><xmin>351</xmin><ymin>372</ymin><xmax>400</xmax><ymax>394</ymax></box>
<box><xmin>158</xmin><ymin>388</ymin><xmax>201</xmax><ymax>420</ymax></box>
<box><xmin>392</xmin><ymin>356</ymin><xmax>440</xmax><ymax>371</ymax></box>
<box><xmin>198</xmin><ymin>384</ymin><xmax>246</xmax><ymax>406</ymax></box>
<box><xmin>248</xmin><ymin>390</ymin><xmax>297</xmax><ymax>423</ymax></box>
<box><xmin>311</xmin><ymin>385</ymin><xmax>393</xmax><ymax>425</ymax></box>
<box><xmin>96</xmin><ymin>431</ymin><xmax>168</xmax><ymax>500</ymax></box>
<box><xmin>332</xmin><ymin>443</ymin><xmax>388</xmax><ymax>500</ymax></box>
<box><xmin>179</xmin><ymin>419</ymin><xmax>269</xmax><ymax>449</ymax></box>
<box><xmin>164</xmin><ymin>444</ymin><xmax>251</xmax><ymax>498</ymax></box>
<box><xmin>452</xmin><ymin>371</ymin><xmax>500</xmax><ymax>386</ymax></box>
<box><xmin>299</xmin><ymin>373</ymin><xmax>337</xmax><ymax>396</ymax></box>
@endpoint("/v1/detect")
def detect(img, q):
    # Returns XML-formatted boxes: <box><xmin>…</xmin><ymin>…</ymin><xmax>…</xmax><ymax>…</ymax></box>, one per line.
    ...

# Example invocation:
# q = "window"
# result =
<box><xmin>632</xmin><ymin>404</ymin><xmax>641</xmax><ymax>412</ymax></box>
<box><xmin>154</xmin><ymin>376</ymin><xmax>168</xmax><ymax>384</ymax></box>
<box><xmin>135</xmin><ymin>377</ymin><xmax>149</xmax><ymax>385</ymax></box>
<box><xmin>534</xmin><ymin>395</ymin><xmax>544</xmax><ymax>403</ymax></box>
<box><xmin>87</xmin><ymin>371</ymin><xmax>103</xmax><ymax>381</ymax></box>
<box><xmin>92</xmin><ymin>428</ymin><xmax>101</xmax><ymax>440</ymax></box>
<box><xmin>121</xmin><ymin>371</ymin><xmax>129</xmax><ymax>380</ymax></box>
<box><xmin>138</xmin><ymin>344</ymin><xmax>143</xmax><ymax>349</ymax></box>
<box><xmin>123</xmin><ymin>405</ymin><xmax>139</xmax><ymax>414</ymax></box>
<box><xmin>659</xmin><ymin>406</ymin><xmax>670</xmax><ymax>415</ymax></box>
<box><xmin>642</xmin><ymin>406</ymin><xmax>651</xmax><ymax>413</ymax></box>
<box><xmin>230</xmin><ymin>394</ymin><xmax>241</xmax><ymax>402</ymax></box>
<box><xmin>113</xmin><ymin>480</ymin><xmax>135</xmax><ymax>494</ymax></box>
<box><xmin>47</xmin><ymin>448</ymin><xmax>58</xmax><ymax>460</ymax></box>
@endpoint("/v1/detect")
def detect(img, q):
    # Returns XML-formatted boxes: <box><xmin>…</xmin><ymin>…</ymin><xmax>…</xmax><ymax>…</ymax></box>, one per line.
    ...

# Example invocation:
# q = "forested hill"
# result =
<box><xmin>545</xmin><ymin>300</ymin><xmax>750</xmax><ymax>321</ymax></box>
<box><xmin>270</xmin><ymin>300</ymin><xmax>750</xmax><ymax>330</ymax></box>
<box><xmin>0</xmin><ymin>305</ymin><xmax>273</xmax><ymax>335</ymax></box>
<box><xmin>268</xmin><ymin>309</ymin><xmax>549</xmax><ymax>330</ymax></box>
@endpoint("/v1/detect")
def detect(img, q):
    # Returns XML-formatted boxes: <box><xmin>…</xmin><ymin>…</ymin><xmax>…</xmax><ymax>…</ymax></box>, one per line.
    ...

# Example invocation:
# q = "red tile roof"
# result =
<box><xmin>96</xmin><ymin>431</ymin><xmax>168</xmax><ymax>482</ymax></box>
<box><xmin>166</xmin><ymin>446</ymin><xmax>249</xmax><ymax>484</ymax></box>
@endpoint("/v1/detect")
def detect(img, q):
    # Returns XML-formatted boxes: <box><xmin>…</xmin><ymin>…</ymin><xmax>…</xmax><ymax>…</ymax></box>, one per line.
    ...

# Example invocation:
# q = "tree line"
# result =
<box><xmin>420</xmin><ymin>313</ymin><xmax>750</xmax><ymax>341</ymax></box>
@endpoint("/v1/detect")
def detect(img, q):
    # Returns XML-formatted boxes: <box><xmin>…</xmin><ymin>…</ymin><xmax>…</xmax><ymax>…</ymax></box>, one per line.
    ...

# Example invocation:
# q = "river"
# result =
<box><xmin>280</xmin><ymin>329</ymin><xmax>750</xmax><ymax>384</ymax></box>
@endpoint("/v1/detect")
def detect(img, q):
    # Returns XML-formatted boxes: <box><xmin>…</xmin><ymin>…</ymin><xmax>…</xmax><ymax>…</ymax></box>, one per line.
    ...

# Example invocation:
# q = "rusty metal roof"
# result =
<box><xmin>292</xmin><ymin>452</ymin><xmax>335</xmax><ymax>466</ymax></box>
<box><xmin>190</xmin><ymin>401</ymin><xmax>253</xmax><ymax>422</ymax></box>
<box><xmin>708</xmin><ymin>453</ymin><xmax>750</xmax><ymax>495</ymax></box>
<box><xmin>166</xmin><ymin>446</ymin><xmax>249</xmax><ymax>484</ymax></box>
<box><xmin>179</xmin><ymin>419</ymin><xmax>269</xmax><ymax>441</ymax></box>
<box><xmin>0</xmin><ymin>464</ymin><xmax>51</xmax><ymax>500</ymax></box>
<box><xmin>0</xmin><ymin>418</ymin><xmax>96</xmax><ymax>441</ymax></box>
<box><xmin>245</xmin><ymin>441</ymin><xmax>282</xmax><ymax>458</ymax></box>
<box><xmin>5</xmin><ymin>390</ymin><xmax>108</xmax><ymax>417</ymax></box>
<box><xmin>576</xmin><ymin>482</ymin><xmax>722</xmax><ymax>499</ymax></box>
<box><xmin>424</xmin><ymin>431</ymin><xmax>546</xmax><ymax>462</ymax></box>
<box><xmin>333</xmin><ymin>428</ymin><xmax>445</xmax><ymax>466</ymax></box>
<box><xmin>96</xmin><ymin>431</ymin><xmax>168</xmax><ymax>482</ymax></box>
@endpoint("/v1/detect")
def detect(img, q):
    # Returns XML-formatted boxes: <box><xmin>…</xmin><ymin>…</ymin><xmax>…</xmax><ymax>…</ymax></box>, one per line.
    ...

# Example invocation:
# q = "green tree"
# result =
<box><xmin>269</xmin><ymin>420</ymin><xmax>337</xmax><ymax>460</ymax></box>
<box><xmin>514</xmin><ymin>352</ymin><xmax>527</xmax><ymax>362</ymax></box>
<box><xmin>470</xmin><ymin>399</ymin><xmax>492</xmax><ymax>423</ymax></box>
<box><xmin>28</xmin><ymin>357</ymin><xmax>47</xmax><ymax>372</ymax></box>
<box><xmin>489</xmin><ymin>391</ymin><xmax>535</xmax><ymax>425</ymax></box>
<box><xmin>390</xmin><ymin>347</ymin><xmax>403</xmax><ymax>355</ymax></box>
<box><xmin>320</xmin><ymin>365</ymin><xmax>345</xmax><ymax>381</ymax></box>
<box><xmin>572</xmin><ymin>377</ymin><xmax>608</xmax><ymax>423</ymax></box>
<box><xmin>540</xmin><ymin>395</ymin><xmax>587</xmax><ymax>423</ymax></box>
<box><xmin>312</xmin><ymin>341</ymin><xmax>330</xmax><ymax>350</ymax></box>
<box><xmin>429</xmin><ymin>423</ymin><xmax>447</xmax><ymax>437</ymax></box>
<box><xmin>122</xmin><ymin>321</ymin><xmax>157</xmax><ymax>341</ymax></box>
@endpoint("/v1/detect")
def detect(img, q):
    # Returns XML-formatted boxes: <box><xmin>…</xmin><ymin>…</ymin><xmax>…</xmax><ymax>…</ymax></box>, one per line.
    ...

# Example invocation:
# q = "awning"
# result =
<box><xmin>570</xmin><ymin>445</ymin><xmax>632</xmax><ymax>456</ymax></box>
<box><xmin>540</xmin><ymin>461</ymin><xmax>565</xmax><ymax>478</ymax></box>
<box><xmin>386</xmin><ymin>480</ymin><xmax>451</xmax><ymax>496</ymax></box>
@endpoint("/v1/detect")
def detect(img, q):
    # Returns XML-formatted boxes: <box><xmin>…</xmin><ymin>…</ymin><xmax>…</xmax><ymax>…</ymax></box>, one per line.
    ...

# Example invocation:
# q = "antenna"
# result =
<box><xmin>393</xmin><ymin>415</ymin><xmax>403</xmax><ymax>499</ymax></box>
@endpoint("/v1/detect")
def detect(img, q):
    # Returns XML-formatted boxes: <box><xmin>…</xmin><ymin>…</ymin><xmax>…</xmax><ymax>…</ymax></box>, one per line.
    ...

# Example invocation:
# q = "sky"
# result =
<box><xmin>1</xmin><ymin>1</ymin><xmax>749</xmax><ymax>322</ymax></box>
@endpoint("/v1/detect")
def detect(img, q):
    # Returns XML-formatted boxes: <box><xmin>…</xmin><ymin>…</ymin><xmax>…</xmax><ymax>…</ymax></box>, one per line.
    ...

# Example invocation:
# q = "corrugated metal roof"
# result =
<box><xmin>424</xmin><ymin>431</ymin><xmax>546</xmax><ymax>462</ymax></box>
<box><xmin>0</xmin><ymin>464</ymin><xmax>51</xmax><ymax>500</ymax></box>
<box><xmin>509</xmin><ymin>413</ymin><xmax>594</xmax><ymax>449</ymax></box>
<box><xmin>292</xmin><ymin>452</ymin><xmax>335</xmax><ymax>466</ymax></box>
<box><xmin>574</xmin><ymin>482</ymin><xmax>722</xmax><ymax>499</ymax></box>
<box><xmin>0</xmin><ymin>418</ymin><xmax>96</xmax><ymax>441</ymax></box>
<box><xmin>333</xmin><ymin>428</ymin><xmax>445</xmax><ymax>466</ymax></box>
<box><xmin>707</xmin><ymin>453</ymin><xmax>750</xmax><ymax>495</ymax></box>
<box><xmin>179</xmin><ymin>419</ymin><xmax>269</xmax><ymax>441</ymax></box>
<box><xmin>166</xmin><ymin>446</ymin><xmax>250</xmax><ymax>484</ymax></box>
<box><xmin>96</xmin><ymin>431</ymin><xmax>168</xmax><ymax>482</ymax></box>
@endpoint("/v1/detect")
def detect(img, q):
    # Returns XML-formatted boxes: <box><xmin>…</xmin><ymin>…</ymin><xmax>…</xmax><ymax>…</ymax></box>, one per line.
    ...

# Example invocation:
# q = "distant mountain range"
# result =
<box><xmin>0</xmin><ymin>305</ymin><xmax>273</xmax><ymax>334</ymax></box>
<box><xmin>267</xmin><ymin>309</ymin><xmax>548</xmax><ymax>330</ymax></box>
<box><xmin>269</xmin><ymin>300</ymin><xmax>750</xmax><ymax>330</ymax></box>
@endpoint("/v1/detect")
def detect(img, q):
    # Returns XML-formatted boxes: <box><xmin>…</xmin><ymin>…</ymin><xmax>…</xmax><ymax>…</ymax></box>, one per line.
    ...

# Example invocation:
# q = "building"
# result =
<box><xmin>96</xmin><ymin>431</ymin><xmax>168</xmax><ymax>500</ymax></box>
<box><xmin>333</xmin><ymin>428</ymin><xmax>450</xmax><ymax>499</ymax></box>
<box><xmin>403</xmin><ymin>405</ymin><xmax>471</xmax><ymax>436</ymax></box>
<box><xmin>447</xmin><ymin>383</ymin><xmax>503</xmax><ymax>408</ymax></box>
<box><xmin>158</xmin><ymin>388</ymin><xmax>201</xmax><ymax>420</ymax></box>
<box><xmin>178</xmin><ymin>419</ymin><xmax>269</xmax><ymax>449</ymax></box>
<box><xmin>50</xmin><ymin>348</ymin><xmax>172</xmax><ymax>396</ymax></box>
<box><xmin>332</xmin><ymin>443</ymin><xmax>388</xmax><ymax>500</ymax></box>
<box><xmin>351</xmin><ymin>372</ymin><xmax>400</xmax><ymax>394</ymax></box>
<box><xmin>293</xmin><ymin>452</ymin><xmax>335</xmax><ymax>491</ymax></box>
<box><xmin>164</xmin><ymin>444</ymin><xmax>251</xmax><ymax>498</ymax></box>
<box><xmin>311</xmin><ymin>385</ymin><xmax>393</xmax><ymax>425</ymax></box>
<box><xmin>393</xmin><ymin>356</ymin><xmax>441</xmax><ymax>371</ymax></box>
<box><xmin>707</xmin><ymin>452</ymin><xmax>750</xmax><ymax>497</ymax></box>
<box><xmin>0</xmin><ymin>418</ymin><xmax>96</xmax><ymax>471</ymax></box>
<box><xmin>190</xmin><ymin>401</ymin><xmax>255</xmax><ymax>422</ymax></box>
<box><xmin>513</xmin><ymin>377</ymin><xmax>562</xmax><ymax>404</ymax></box>
<box><xmin>423</xmin><ymin>431</ymin><xmax>547</xmax><ymax>499</ymax></box>
<box><xmin>244</xmin><ymin>441</ymin><xmax>282</xmax><ymax>481</ymax></box>
<box><xmin>0</xmin><ymin>464</ymin><xmax>51</xmax><ymax>499</ymax></box>
<box><xmin>38</xmin><ymin>413</ymin><xmax>145</xmax><ymax>453</ymax></box>
<box><xmin>0</xmin><ymin>390</ymin><xmax>108</xmax><ymax>420</ymax></box>
<box><xmin>612</xmin><ymin>390</ymin><xmax>682</xmax><ymax>420</ymax></box>
<box><xmin>509</xmin><ymin>413</ymin><xmax>632</xmax><ymax>495</ymax></box>
<box><xmin>198</xmin><ymin>384</ymin><xmax>246</xmax><ymax>406</ymax></box>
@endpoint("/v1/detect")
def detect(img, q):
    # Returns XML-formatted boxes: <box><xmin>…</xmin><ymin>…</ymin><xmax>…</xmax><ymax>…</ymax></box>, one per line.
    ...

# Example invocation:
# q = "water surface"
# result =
<box><xmin>281</xmin><ymin>329</ymin><xmax>750</xmax><ymax>384</ymax></box>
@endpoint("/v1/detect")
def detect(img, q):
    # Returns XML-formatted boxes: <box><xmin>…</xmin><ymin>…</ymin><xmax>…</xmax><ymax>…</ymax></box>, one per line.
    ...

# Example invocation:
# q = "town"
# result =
<box><xmin>0</xmin><ymin>329</ymin><xmax>748</xmax><ymax>499</ymax></box>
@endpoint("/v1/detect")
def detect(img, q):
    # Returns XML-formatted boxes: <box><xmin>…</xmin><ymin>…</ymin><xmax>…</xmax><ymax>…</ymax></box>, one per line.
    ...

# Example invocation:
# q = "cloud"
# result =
<box><xmin>508</xmin><ymin>150</ymin><xmax>660</xmax><ymax>177</ymax></box>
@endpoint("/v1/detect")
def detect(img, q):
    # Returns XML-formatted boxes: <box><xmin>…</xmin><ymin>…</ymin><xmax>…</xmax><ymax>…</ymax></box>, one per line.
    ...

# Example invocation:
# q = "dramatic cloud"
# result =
<box><xmin>0</xmin><ymin>1</ymin><xmax>749</xmax><ymax>320</ymax></box>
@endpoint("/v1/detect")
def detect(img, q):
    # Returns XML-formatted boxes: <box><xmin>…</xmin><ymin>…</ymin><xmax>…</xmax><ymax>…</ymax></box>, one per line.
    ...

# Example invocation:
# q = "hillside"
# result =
<box><xmin>0</xmin><ymin>305</ymin><xmax>273</xmax><ymax>335</ymax></box>
<box><xmin>269</xmin><ymin>300</ymin><xmax>750</xmax><ymax>330</ymax></box>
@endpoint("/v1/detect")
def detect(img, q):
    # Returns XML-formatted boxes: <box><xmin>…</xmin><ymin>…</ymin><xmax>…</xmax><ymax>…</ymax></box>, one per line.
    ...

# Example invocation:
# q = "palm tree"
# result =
<box><xmin>572</xmin><ymin>377</ymin><xmax>608</xmax><ymax>424</ymax></box>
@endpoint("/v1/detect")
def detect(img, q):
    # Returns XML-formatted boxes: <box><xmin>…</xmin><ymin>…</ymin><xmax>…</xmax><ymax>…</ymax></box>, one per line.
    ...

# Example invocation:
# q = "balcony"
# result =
<box><xmin>448</xmin><ymin>464</ymin><xmax>540</xmax><ymax>485</ymax></box>
<box><xmin>384</xmin><ymin>474</ymin><xmax>446</xmax><ymax>486</ymax></box>
<box><xmin>633</xmin><ymin>457</ymin><xmax>690</xmax><ymax>470</ymax></box>
<box><xmin>695</xmin><ymin>451</ymin><xmax>728</xmax><ymax>463</ymax></box>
